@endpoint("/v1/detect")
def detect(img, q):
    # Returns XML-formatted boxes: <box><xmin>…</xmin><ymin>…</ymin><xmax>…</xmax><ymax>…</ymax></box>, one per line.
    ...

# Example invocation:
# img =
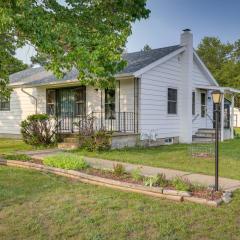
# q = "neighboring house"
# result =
<box><xmin>233</xmin><ymin>107</ymin><xmax>240</xmax><ymax>128</ymax></box>
<box><xmin>0</xmin><ymin>29</ymin><xmax>239</xmax><ymax>147</ymax></box>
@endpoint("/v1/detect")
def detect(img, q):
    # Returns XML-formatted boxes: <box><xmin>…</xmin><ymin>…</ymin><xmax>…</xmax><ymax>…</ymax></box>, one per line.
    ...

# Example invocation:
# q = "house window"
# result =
<box><xmin>75</xmin><ymin>87</ymin><xmax>86</xmax><ymax>116</ymax></box>
<box><xmin>0</xmin><ymin>94</ymin><xmax>10</xmax><ymax>111</ymax></box>
<box><xmin>168</xmin><ymin>88</ymin><xmax>177</xmax><ymax>114</ymax></box>
<box><xmin>105</xmin><ymin>89</ymin><xmax>115</xmax><ymax>119</ymax></box>
<box><xmin>46</xmin><ymin>90</ymin><xmax>56</xmax><ymax>115</ymax></box>
<box><xmin>192</xmin><ymin>92</ymin><xmax>195</xmax><ymax>115</ymax></box>
<box><xmin>164</xmin><ymin>137</ymin><xmax>173</xmax><ymax>144</ymax></box>
<box><xmin>201</xmin><ymin>92</ymin><xmax>206</xmax><ymax>117</ymax></box>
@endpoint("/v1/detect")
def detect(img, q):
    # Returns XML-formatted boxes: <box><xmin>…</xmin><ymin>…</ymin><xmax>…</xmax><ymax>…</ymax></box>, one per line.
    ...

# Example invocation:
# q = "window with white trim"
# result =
<box><xmin>0</xmin><ymin>94</ymin><xmax>10</xmax><ymax>111</ymax></box>
<box><xmin>192</xmin><ymin>92</ymin><xmax>195</xmax><ymax>115</ymax></box>
<box><xmin>168</xmin><ymin>88</ymin><xmax>177</xmax><ymax>114</ymax></box>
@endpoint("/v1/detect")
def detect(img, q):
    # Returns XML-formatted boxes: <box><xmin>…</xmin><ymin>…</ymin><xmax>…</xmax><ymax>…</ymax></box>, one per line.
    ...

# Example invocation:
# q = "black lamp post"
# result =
<box><xmin>211</xmin><ymin>90</ymin><xmax>223</xmax><ymax>191</ymax></box>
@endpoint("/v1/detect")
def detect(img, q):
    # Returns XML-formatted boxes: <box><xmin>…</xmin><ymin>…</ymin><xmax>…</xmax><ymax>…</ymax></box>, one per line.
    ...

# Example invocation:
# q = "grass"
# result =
<box><xmin>76</xmin><ymin>138</ymin><xmax>240</xmax><ymax>180</ymax></box>
<box><xmin>43</xmin><ymin>153</ymin><xmax>89</xmax><ymax>170</ymax></box>
<box><xmin>1</xmin><ymin>166</ymin><xmax>240</xmax><ymax>239</ymax></box>
<box><xmin>0</xmin><ymin>138</ymin><xmax>33</xmax><ymax>154</ymax></box>
<box><xmin>3</xmin><ymin>154</ymin><xmax>32</xmax><ymax>161</ymax></box>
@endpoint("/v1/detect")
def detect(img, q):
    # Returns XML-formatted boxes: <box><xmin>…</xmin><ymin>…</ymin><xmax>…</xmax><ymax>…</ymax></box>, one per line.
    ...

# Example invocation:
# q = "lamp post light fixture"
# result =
<box><xmin>211</xmin><ymin>90</ymin><xmax>223</xmax><ymax>191</ymax></box>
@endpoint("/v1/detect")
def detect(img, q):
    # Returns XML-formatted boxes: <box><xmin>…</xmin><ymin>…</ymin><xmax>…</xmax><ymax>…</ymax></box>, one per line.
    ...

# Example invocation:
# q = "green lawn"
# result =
<box><xmin>0</xmin><ymin>138</ymin><xmax>33</xmax><ymax>154</ymax></box>
<box><xmin>76</xmin><ymin>138</ymin><xmax>240</xmax><ymax>180</ymax></box>
<box><xmin>0</xmin><ymin>166</ymin><xmax>240</xmax><ymax>240</ymax></box>
<box><xmin>1</xmin><ymin>137</ymin><xmax>240</xmax><ymax>180</ymax></box>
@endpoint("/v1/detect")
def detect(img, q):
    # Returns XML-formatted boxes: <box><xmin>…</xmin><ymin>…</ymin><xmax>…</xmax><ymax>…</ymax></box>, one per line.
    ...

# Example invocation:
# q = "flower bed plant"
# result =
<box><xmin>3</xmin><ymin>154</ymin><xmax>225</xmax><ymax>204</ymax></box>
<box><xmin>43</xmin><ymin>153</ymin><xmax>89</xmax><ymax>170</ymax></box>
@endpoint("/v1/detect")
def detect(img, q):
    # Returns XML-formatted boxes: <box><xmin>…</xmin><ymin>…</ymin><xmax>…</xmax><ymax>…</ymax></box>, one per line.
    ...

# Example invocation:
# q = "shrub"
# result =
<box><xmin>131</xmin><ymin>168</ymin><xmax>142</xmax><ymax>181</ymax></box>
<box><xmin>113</xmin><ymin>163</ymin><xmax>125</xmax><ymax>176</ymax></box>
<box><xmin>21</xmin><ymin>114</ymin><xmax>58</xmax><ymax>146</ymax></box>
<box><xmin>144</xmin><ymin>177</ymin><xmax>155</xmax><ymax>187</ymax></box>
<box><xmin>154</xmin><ymin>173</ymin><xmax>169</xmax><ymax>187</ymax></box>
<box><xmin>43</xmin><ymin>153</ymin><xmax>89</xmax><ymax>170</ymax></box>
<box><xmin>172</xmin><ymin>177</ymin><xmax>191</xmax><ymax>191</ymax></box>
<box><xmin>144</xmin><ymin>174</ymin><xmax>169</xmax><ymax>187</ymax></box>
<box><xmin>80</xmin><ymin>130</ymin><xmax>111</xmax><ymax>152</ymax></box>
<box><xmin>3</xmin><ymin>154</ymin><xmax>32</xmax><ymax>161</ymax></box>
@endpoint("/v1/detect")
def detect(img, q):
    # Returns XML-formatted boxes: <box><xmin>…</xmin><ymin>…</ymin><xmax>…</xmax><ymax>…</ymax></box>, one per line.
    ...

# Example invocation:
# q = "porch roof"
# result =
<box><xmin>195</xmin><ymin>85</ymin><xmax>240</xmax><ymax>94</ymax></box>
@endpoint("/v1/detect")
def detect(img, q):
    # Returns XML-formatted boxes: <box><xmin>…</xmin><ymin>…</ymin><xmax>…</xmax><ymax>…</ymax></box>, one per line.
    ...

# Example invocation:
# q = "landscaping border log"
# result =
<box><xmin>0</xmin><ymin>159</ymin><xmax>223</xmax><ymax>206</ymax></box>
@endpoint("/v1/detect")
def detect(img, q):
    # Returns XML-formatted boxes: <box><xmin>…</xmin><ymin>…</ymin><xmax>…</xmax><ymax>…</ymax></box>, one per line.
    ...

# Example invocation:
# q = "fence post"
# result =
<box><xmin>118</xmin><ymin>112</ymin><xmax>120</xmax><ymax>132</ymax></box>
<box><xmin>111</xmin><ymin>111</ymin><xmax>113</xmax><ymax>132</ymax></box>
<box><xmin>123</xmin><ymin>112</ymin><xmax>126</xmax><ymax>132</ymax></box>
<box><xmin>71</xmin><ymin>112</ymin><xmax>74</xmax><ymax>133</ymax></box>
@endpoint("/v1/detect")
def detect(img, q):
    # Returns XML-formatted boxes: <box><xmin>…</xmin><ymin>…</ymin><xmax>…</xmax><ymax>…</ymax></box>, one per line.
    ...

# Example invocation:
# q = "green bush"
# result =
<box><xmin>21</xmin><ymin>114</ymin><xmax>59</xmax><ymax>146</ymax></box>
<box><xmin>131</xmin><ymin>168</ymin><xmax>142</xmax><ymax>181</ymax></box>
<box><xmin>80</xmin><ymin>130</ymin><xmax>111</xmax><ymax>151</ymax></box>
<box><xmin>144</xmin><ymin>174</ymin><xmax>169</xmax><ymax>187</ymax></box>
<box><xmin>3</xmin><ymin>154</ymin><xmax>32</xmax><ymax>161</ymax></box>
<box><xmin>172</xmin><ymin>177</ymin><xmax>191</xmax><ymax>191</ymax></box>
<box><xmin>43</xmin><ymin>153</ymin><xmax>89</xmax><ymax>170</ymax></box>
<box><xmin>113</xmin><ymin>163</ymin><xmax>125</xmax><ymax>176</ymax></box>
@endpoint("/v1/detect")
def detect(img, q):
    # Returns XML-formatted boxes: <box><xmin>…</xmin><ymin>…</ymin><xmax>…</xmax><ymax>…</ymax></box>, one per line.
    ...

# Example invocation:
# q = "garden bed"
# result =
<box><xmin>0</xmin><ymin>154</ymin><xmax>227</xmax><ymax>207</ymax></box>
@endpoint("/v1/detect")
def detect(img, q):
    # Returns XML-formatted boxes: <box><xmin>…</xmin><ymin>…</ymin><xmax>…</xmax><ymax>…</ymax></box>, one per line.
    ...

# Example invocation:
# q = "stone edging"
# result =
<box><xmin>0</xmin><ymin>159</ymin><xmax>223</xmax><ymax>207</ymax></box>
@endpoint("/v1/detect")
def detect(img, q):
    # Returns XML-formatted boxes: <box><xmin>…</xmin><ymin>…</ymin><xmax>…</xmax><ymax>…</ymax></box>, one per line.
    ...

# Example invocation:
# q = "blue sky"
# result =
<box><xmin>16</xmin><ymin>0</ymin><xmax>240</xmax><ymax>64</ymax></box>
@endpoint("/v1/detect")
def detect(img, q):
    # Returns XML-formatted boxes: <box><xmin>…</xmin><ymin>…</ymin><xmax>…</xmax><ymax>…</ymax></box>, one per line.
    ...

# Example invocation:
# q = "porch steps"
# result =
<box><xmin>58</xmin><ymin>135</ymin><xmax>80</xmax><ymax>150</ymax></box>
<box><xmin>192</xmin><ymin>128</ymin><xmax>216</xmax><ymax>144</ymax></box>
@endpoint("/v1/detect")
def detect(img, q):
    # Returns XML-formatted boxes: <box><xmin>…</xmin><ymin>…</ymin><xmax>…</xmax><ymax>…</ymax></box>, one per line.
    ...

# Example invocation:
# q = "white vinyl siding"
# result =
<box><xmin>0</xmin><ymin>87</ymin><xmax>44</xmax><ymax>135</ymax></box>
<box><xmin>193</xmin><ymin>60</ymin><xmax>211</xmax><ymax>87</ymax></box>
<box><xmin>139</xmin><ymin>55</ymin><xmax>182</xmax><ymax>139</ymax></box>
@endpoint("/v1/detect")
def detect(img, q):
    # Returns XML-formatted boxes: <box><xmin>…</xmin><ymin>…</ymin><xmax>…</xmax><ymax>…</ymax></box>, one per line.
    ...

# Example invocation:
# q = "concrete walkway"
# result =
<box><xmin>23</xmin><ymin>149</ymin><xmax>240</xmax><ymax>192</ymax></box>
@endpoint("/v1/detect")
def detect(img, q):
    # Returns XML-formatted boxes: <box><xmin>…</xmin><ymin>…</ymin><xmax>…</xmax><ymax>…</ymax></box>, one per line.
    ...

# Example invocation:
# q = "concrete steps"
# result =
<box><xmin>58</xmin><ymin>135</ymin><xmax>79</xmax><ymax>150</ymax></box>
<box><xmin>192</xmin><ymin>128</ymin><xmax>216</xmax><ymax>144</ymax></box>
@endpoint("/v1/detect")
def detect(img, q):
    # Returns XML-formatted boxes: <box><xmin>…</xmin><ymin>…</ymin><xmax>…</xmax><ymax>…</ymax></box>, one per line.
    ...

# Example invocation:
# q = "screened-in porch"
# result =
<box><xmin>45</xmin><ymin>79</ymin><xmax>139</xmax><ymax>134</ymax></box>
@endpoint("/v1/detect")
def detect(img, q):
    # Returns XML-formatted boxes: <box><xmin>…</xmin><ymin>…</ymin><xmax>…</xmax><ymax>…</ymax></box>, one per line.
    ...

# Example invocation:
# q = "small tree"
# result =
<box><xmin>142</xmin><ymin>44</ymin><xmax>152</xmax><ymax>51</ymax></box>
<box><xmin>21</xmin><ymin>114</ymin><xmax>58</xmax><ymax>146</ymax></box>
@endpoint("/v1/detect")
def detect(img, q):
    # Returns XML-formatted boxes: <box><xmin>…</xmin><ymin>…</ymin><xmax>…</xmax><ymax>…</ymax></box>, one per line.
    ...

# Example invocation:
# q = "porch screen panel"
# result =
<box><xmin>46</xmin><ymin>89</ymin><xmax>56</xmax><ymax>115</ymax></box>
<box><xmin>75</xmin><ymin>87</ymin><xmax>86</xmax><ymax>116</ymax></box>
<box><xmin>105</xmin><ymin>89</ymin><xmax>116</xmax><ymax>119</ymax></box>
<box><xmin>201</xmin><ymin>93</ymin><xmax>206</xmax><ymax>117</ymax></box>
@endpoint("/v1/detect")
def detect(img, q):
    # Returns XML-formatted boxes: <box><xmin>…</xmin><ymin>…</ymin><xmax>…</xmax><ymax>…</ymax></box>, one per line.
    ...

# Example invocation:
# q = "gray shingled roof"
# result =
<box><xmin>9</xmin><ymin>45</ymin><xmax>182</xmax><ymax>86</ymax></box>
<box><xmin>120</xmin><ymin>45</ymin><xmax>181</xmax><ymax>74</ymax></box>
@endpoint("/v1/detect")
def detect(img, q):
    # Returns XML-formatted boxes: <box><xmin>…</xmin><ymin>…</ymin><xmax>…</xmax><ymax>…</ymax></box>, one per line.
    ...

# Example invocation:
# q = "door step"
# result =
<box><xmin>193</xmin><ymin>128</ymin><xmax>217</xmax><ymax>143</ymax></box>
<box><xmin>58</xmin><ymin>134</ymin><xmax>79</xmax><ymax>150</ymax></box>
<box><xmin>58</xmin><ymin>142</ymin><xmax>79</xmax><ymax>150</ymax></box>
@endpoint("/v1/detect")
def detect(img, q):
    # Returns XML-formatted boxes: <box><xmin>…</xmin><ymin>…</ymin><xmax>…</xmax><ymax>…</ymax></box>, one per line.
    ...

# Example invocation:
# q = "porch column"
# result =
<box><xmin>231</xmin><ymin>94</ymin><xmax>235</xmax><ymax>139</ymax></box>
<box><xmin>220</xmin><ymin>92</ymin><xmax>225</xmax><ymax>141</ymax></box>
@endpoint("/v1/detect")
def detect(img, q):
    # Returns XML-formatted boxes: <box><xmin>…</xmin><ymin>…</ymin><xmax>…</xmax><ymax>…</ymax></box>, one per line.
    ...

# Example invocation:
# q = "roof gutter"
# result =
<box><xmin>21</xmin><ymin>88</ymin><xmax>38</xmax><ymax>114</ymax></box>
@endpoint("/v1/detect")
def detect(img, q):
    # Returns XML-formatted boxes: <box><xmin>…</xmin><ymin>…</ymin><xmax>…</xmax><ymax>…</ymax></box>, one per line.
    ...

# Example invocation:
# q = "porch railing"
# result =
<box><xmin>57</xmin><ymin>111</ymin><xmax>137</xmax><ymax>134</ymax></box>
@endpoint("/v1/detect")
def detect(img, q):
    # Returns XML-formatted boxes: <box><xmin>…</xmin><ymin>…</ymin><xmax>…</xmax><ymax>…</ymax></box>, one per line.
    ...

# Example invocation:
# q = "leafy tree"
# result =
<box><xmin>197</xmin><ymin>37</ymin><xmax>240</xmax><ymax>88</ymax></box>
<box><xmin>0</xmin><ymin>0</ymin><xmax>150</xmax><ymax>89</ymax></box>
<box><xmin>197</xmin><ymin>36</ymin><xmax>240</xmax><ymax>106</ymax></box>
<box><xmin>0</xmin><ymin>33</ymin><xmax>27</xmax><ymax>98</ymax></box>
<box><xmin>142</xmin><ymin>44</ymin><xmax>152</xmax><ymax>51</ymax></box>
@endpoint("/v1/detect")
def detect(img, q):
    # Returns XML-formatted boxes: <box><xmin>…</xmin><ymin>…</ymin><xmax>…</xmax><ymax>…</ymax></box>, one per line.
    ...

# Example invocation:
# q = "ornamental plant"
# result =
<box><xmin>43</xmin><ymin>153</ymin><xmax>89</xmax><ymax>170</ymax></box>
<box><xmin>20</xmin><ymin>114</ymin><xmax>58</xmax><ymax>146</ymax></box>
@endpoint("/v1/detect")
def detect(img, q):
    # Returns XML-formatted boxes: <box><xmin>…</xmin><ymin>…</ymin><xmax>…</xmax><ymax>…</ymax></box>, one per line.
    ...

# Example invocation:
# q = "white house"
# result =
<box><xmin>0</xmin><ymin>29</ymin><xmax>239</xmax><ymax>147</ymax></box>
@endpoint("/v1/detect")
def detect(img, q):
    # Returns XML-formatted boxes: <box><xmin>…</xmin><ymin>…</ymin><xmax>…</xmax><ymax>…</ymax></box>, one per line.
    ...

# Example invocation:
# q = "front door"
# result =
<box><xmin>199</xmin><ymin>91</ymin><xmax>208</xmax><ymax>128</ymax></box>
<box><xmin>46</xmin><ymin>87</ymin><xmax>86</xmax><ymax>132</ymax></box>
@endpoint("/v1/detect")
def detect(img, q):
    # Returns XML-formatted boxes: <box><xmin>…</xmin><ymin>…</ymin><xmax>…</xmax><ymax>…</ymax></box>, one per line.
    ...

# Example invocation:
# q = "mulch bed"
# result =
<box><xmin>5</xmin><ymin>156</ymin><xmax>223</xmax><ymax>201</ymax></box>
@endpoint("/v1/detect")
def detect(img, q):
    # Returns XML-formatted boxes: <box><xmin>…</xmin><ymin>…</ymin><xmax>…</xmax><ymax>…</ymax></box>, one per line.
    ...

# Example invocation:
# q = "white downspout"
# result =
<box><xmin>21</xmin><ymin>88</ymin><xmax>38</xmax><ymax>114</ymax></box>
